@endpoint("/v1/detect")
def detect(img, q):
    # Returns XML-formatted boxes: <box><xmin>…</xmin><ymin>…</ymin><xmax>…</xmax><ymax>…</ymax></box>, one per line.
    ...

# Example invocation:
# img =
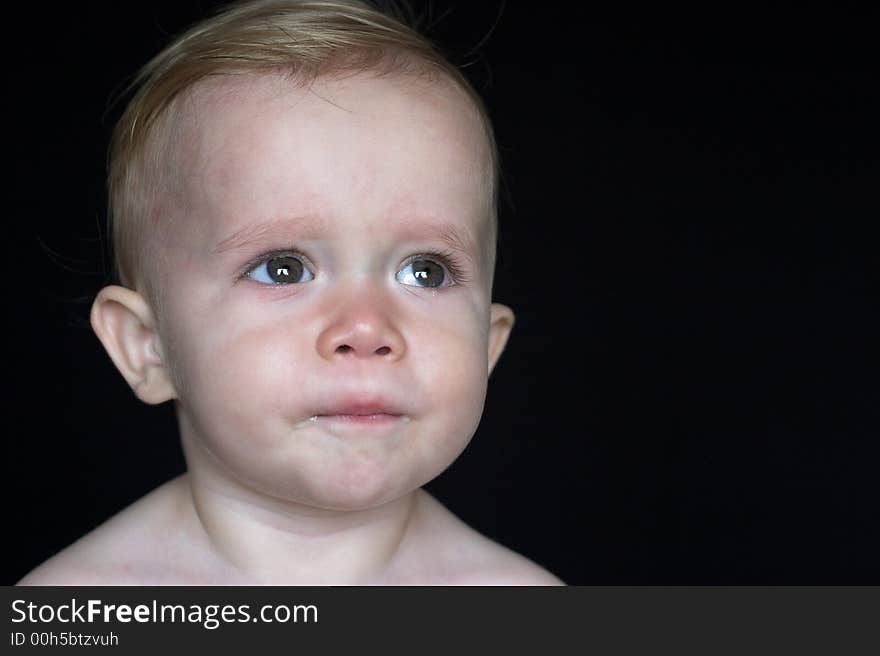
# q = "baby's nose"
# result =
<box><xmin>316</xmin><ymin>306</ymin><xmax>405</xmax><ymax>362</ymax></box>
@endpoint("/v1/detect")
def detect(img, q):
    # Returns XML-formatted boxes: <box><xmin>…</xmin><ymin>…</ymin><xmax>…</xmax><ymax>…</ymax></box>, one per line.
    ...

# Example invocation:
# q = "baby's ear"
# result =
<box><xmin>487</xmin><ymin>303</ymin><xmax>515</xmax><ymax>376</ymax></box>
<box><xmin>90</xmin><ymin>285</ymin><xmax>176</xmax><ymax>404</ymax></box>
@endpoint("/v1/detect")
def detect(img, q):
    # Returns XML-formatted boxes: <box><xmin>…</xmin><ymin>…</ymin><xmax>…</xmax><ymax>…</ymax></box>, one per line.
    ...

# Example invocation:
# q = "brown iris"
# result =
<box><xmin>411</xmin><ymin>259</ymin><xmax>445</xmax><ymax>287</ymax></box>
<box><xmin>266</xmin><ymin>255</ymin><xmax>304</xmax><ymax>284</ymax></box>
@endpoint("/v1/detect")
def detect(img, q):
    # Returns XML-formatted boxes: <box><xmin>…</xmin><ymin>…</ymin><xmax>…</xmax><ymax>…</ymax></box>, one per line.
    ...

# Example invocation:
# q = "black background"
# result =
<box><xmin>6</xmin><ymin>2</ymin><xmax>878</xmax><ymax>584</ymax></box>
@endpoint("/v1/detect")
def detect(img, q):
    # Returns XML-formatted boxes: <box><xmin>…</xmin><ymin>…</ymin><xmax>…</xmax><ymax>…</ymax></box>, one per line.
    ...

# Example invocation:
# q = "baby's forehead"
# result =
<box><xmin>169</xmin><ymin>73</ymin><xmax>490</xmax><ymax>222</ymax></box>
<box><xmin>173</xmin><ymin>70</ymin><xmax>488</xmax><ymax>166</ymax></box>
<box><xmin>146</xmin><ymin>71</ymin><xmax>495</xmax><ymax>273</ymax></box>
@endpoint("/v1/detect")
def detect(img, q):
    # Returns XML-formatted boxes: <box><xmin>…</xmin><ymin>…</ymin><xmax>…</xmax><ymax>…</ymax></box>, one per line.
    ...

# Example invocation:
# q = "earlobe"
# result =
<box><xmin>487</xmin><ymin>303</ymin><xmax>515</xmax><ymax>376</ymax></box>
<box><xmin>90</xmin><ymin>285</ymin><xmax>176</xmax><ymax>404</ymax></box>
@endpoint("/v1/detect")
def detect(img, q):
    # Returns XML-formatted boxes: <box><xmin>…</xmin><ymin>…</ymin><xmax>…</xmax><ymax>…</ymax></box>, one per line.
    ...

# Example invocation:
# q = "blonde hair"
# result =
<box><xmin>107</xmin><ymin>0</ymin><xmax>499</xmax><ymax>294</ymax></box>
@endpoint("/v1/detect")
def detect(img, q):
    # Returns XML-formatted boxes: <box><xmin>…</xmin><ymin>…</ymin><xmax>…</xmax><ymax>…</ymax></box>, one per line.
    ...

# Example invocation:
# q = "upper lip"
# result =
<box><xmin>314</xmin><ymin>397</ymin><xmax>405</xmax><ymax>417</ymax></box>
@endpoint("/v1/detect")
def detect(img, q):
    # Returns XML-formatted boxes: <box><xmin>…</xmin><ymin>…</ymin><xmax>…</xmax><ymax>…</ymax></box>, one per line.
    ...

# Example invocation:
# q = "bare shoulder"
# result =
<box><xmin>17</xmin><ymin>476</ymin><xmax>196</xmax><ymax>586</ymax></box>
<box><xmin>400</xmin><ymin>491</ymin><xmax>564</xmax><ymax>586</ymax></box>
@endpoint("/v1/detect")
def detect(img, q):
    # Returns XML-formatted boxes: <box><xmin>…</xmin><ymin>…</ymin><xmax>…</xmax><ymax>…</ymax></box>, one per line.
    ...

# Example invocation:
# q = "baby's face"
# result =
<box><xmin>146</xmin><ymin>72</ymin><xmax>503</xmax><ymax>509</ymax></box>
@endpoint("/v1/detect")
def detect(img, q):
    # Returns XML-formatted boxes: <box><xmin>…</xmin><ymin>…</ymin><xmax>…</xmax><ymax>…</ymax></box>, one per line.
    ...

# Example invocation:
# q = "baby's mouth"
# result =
<box><xmin>315</xmin><ymin>398</ymin><xmax>406</xmax><ymax>417</ymax></box>
<box><xmin>311</xmin><ymin>413</ymin><xmax>406</xmax><ymax>424</ymax></box>
<box><xmin>301</xmin><ymin>412</ymin><xmax>412</xmax><ymax>436</ymax></box>
<box><xmin>302</xmin><ymin>397</ymin><xmax>411</xmax><ymax>428</ymax></box>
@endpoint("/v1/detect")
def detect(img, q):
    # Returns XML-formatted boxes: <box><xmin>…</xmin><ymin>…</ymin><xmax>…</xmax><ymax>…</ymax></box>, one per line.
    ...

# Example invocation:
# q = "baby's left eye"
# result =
<box><xmin>396</xmin><ymin>257</ymin><xmax>452</xmax><ymax>288</ymax></box>
<box><xmin>246</xmin><ymin>253</ymin><xmax>314</xmax><ymax>285</ymax></box>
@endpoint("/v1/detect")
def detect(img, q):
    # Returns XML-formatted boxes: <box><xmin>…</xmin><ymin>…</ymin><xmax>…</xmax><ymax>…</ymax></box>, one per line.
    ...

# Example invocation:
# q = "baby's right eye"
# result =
<box><xmin>247</xmin><ymin>253</ymin><xmax>314</xmax><ymax>285</ymax></box>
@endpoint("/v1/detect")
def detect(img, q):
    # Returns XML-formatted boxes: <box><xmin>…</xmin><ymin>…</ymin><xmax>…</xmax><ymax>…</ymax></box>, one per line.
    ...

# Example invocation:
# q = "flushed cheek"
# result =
<box><xmin>412</xmin><ymin>337</ymin><xmax>487</xmax><ymax>454</ymax></box>
<box><xmin>172</xmin><ymin>318</ymin><xmax>306</xmax><ymax>444</ymax></box>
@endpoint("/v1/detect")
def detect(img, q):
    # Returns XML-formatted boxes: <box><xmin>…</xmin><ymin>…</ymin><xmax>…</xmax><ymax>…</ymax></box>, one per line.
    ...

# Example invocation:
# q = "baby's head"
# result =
<box><xmin>92</xmin><ymin>0</ymin><xmax>514</xmax><ymax>510</ymax></box>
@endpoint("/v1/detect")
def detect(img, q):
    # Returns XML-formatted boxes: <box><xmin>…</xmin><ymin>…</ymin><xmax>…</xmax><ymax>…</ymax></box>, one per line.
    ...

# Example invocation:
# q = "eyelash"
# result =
<box><xmin>417</xmin><ymin>248</ymin><xmax>470</xmax><ymax>285</ymax></box>
<box><xmin>238</xmin><ymin>246</ymin><xmax>470</xmax><ymax>286</ymax></box>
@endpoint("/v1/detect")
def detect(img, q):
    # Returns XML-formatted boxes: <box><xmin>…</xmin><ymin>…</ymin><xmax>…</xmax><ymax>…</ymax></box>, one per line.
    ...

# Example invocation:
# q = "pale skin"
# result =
<box><xmin>19</xmin><ymin>71</ymin><xmax>562</xmax><ymax>585</ymax></box>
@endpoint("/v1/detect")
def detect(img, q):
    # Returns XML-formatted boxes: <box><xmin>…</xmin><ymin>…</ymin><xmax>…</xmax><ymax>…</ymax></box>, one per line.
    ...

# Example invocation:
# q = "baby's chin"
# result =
<box><xmin>294</xmin><ymin>438</ymin><xmax>474</xmax><ymax>512</ymax></box>
<box><xmin>236</xmin><ymin>451</ymin><xmax>451</xmax><ymax>513</ymax></box>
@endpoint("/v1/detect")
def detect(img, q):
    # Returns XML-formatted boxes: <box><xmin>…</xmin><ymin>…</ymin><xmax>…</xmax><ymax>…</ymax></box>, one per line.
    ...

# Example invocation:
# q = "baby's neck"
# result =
<box><xmin>180</xmin><ymin>471</ymin><xmax>419</xmax><ymax>585</ymax></box>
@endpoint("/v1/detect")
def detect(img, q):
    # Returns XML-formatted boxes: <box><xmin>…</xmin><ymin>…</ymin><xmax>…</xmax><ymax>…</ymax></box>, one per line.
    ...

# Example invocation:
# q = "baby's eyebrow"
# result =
<box><xmin>212</xmin><ymin>216</ymin><xmax>326</xmax><ymax>254</ymax></box>
<box><xmin>212</xmin><ymin>216</ymin><xmax>480</xmax><ymax>264</ymax></box>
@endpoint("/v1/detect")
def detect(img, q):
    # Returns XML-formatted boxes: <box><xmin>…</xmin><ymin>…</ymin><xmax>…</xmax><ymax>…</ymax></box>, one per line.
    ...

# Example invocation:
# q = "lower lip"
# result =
<box><xmin>316</xmin><ymin>414</ymin><xmax>403</xmax><ymax>424</ymax></box>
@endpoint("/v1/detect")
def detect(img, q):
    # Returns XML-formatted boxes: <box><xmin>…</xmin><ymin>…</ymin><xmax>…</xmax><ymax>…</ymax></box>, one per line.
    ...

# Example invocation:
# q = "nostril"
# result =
<box><xmin>337</xmin><ymin>345</ymin><xmax>353</xmax><ymax>354</ymax></box>
<box><xmin>375</xmin><ymin>346</ymin><xmax>391</xmax><ymax>356</ymax></box>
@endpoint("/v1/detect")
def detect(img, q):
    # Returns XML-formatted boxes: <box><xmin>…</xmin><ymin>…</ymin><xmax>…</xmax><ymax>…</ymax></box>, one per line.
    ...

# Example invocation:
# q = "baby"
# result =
<box><xmin>19</xmin><ymin>0</ymin><xmax>561</xmax><ymax>585</ymax></box>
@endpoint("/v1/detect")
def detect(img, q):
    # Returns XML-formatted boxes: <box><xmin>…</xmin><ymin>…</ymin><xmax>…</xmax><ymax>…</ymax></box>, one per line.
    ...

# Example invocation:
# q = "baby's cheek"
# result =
<box><xmin>180</xmin><ymin>325</ymin><xmax>299</xmax><ymax>438</ymax></box>
<box><xmin>425</xmin><ymin>338</ymin><xmax>488</xmax><ymax>440</ymax></box>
